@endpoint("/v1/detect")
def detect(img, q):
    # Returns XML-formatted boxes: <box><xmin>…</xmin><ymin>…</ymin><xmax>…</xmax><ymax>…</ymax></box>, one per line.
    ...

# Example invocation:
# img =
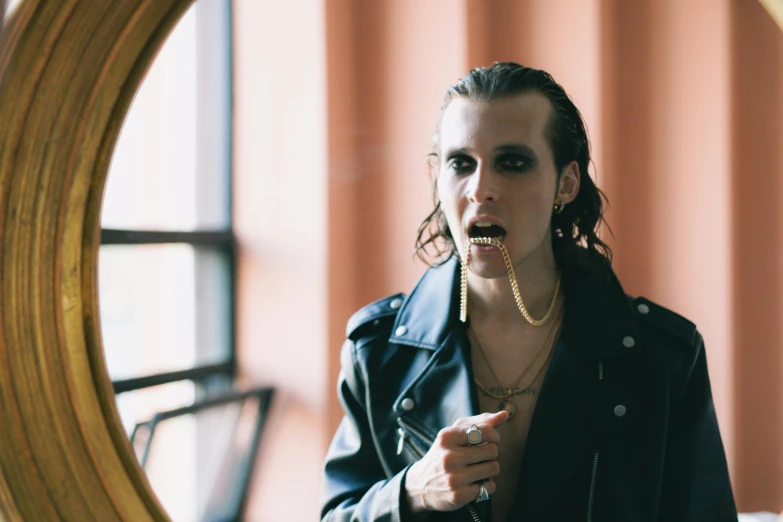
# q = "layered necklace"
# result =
<box><xmin>471</xmin><ymin>304</ymin><xmax>563</xmax><ymax>419</ymax></box>
<box><xmin>460</xmin><ymin>236</ymin><xmax>563</xmax><ymax>419</ymax></box>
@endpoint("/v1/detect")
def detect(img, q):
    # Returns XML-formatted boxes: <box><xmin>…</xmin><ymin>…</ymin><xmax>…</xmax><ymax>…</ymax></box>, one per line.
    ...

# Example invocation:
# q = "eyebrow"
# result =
<box><xmin>494</xmin><ymin>143</ymin><xmax>537</xmax><ymax>158</ymax></box>
<box><xmin>442</xmin><ymin>147</ymin><xmax>471</xmax><ymax>159</ymax></box>
<box><xmin>443</xmin><ymin>143</ymin><xmax>538</xmax><ymax>159</ymax></box>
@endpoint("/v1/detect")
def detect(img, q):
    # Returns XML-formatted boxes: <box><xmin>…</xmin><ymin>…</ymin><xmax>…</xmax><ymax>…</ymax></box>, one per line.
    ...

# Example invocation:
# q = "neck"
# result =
<box><xmin>467</xmin><ymin>248</ymin><xmax>560</xmax><ymax>326</ymax></box>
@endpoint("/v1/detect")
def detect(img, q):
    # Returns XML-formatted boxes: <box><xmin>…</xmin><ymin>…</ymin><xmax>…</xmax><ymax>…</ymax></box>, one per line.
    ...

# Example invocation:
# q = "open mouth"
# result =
<box><xmin>468</xmin><ymin>222</ymin><xmax>507</xmax><ymax>241</ymax></box>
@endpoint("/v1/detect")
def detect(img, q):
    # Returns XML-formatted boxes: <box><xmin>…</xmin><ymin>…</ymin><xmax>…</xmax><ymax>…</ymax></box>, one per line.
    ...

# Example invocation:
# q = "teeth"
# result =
<box><xmin>475</xmin><ymin>222</ymin><xmax>494</xmax><ymax>227</ymax></box>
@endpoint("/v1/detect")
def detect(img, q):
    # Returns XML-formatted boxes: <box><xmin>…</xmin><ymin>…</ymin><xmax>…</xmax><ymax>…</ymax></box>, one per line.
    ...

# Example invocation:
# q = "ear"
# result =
<box><xmin>556</xmin><ymin>161</ymin><xmax>580</xmax><ymax>205</ymax></box>
<box><xmin>427</xmin><ymin>153</ymin><xmax>440</xmax><ymax>179</ymax></box>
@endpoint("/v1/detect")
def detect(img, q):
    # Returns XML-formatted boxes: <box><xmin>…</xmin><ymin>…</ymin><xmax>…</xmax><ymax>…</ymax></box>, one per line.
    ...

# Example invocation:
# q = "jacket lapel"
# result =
<box><xmin>387</xmin><ymin>259</ymin><xmax>489</xmax><ymax>521</ymax></box>
<box><xmin>396</xmin><ymin>329</ymin><xmax>478</xmax><ymax>438</ymax></box>
<box><xmin>513</xmin><ymin>266</ymin><xmax>645</xmax><ymax>520</ymax></box>
<box><xmin>389</xmin><ymin>258</ymin><xmax>479</xmax><ymax>438</ymax></box>
<box><xmin>511</xmin><ymin>335</ymin><xmax>633</xmax><ymax>520</ymax></box>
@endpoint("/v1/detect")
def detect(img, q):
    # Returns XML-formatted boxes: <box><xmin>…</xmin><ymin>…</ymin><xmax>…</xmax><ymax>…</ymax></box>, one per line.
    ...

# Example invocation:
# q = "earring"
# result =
<box><xmin>553</xmin><ymin>202</ymin><xmax>565</xmax><ymax>214</ymax></box>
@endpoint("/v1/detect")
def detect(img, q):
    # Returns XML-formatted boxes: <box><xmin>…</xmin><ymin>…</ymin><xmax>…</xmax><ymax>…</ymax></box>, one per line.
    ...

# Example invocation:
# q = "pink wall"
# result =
<box><xmin>233</xmin><ymin>1</ymin><xmax>783</xmax><ymax>518</ymax></box>
<box><xmin>232</xmin><ymin>1</ymin><xmax>328</xmax><ymax>521</ymax></box>
<box><xmin>732</xmin><ymin>0</ymin><xmax>783</xmax><ymax>506</ymax></box>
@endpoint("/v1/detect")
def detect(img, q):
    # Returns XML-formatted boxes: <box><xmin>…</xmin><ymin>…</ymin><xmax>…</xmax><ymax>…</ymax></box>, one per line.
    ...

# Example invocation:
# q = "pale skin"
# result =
<box><xmin>404</xmin><ymin>92</ymin><xmax>580</xmax><ymax>521</ymax></box>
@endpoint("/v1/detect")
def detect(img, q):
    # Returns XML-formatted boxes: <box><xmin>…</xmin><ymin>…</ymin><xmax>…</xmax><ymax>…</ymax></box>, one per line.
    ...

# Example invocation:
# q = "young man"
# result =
<box><xmin>322</xmin><ymin>63</ymin><xmax>737</xmax><ymax>522</ymax></box>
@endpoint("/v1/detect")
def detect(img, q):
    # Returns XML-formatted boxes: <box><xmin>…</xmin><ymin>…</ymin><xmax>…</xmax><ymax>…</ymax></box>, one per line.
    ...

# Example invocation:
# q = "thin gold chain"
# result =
<box><xmin>474</xmin><ymin>312</ymin><xmax>563</xmax><ymax>400</ymax></box>
<box><xmin>470</xmin><ymin>300</ymin><xmax>561</xmax><ymax>396</ymax></box>
<box><xmin>460</xmin><ymin>237</ymin><xmax>561</xmax><ymax>325</ymax></box>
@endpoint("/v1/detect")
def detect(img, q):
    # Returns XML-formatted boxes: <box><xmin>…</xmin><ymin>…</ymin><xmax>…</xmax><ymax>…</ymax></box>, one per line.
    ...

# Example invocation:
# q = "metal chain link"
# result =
<box><xmin>460</xmin><ymin>237</ymin><xmax>561</xmax><ymax>326</ymax></box>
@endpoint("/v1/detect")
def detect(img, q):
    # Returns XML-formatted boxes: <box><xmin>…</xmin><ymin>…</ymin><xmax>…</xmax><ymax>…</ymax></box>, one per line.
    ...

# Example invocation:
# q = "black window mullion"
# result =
<box><xmin>101</xmin><ymin>228</ymin><xmax>234</xmax><ymax>246</ymax></box>
<box><xmin>112</xmin><ymin>362</ymin><xmax>234</xmax><ymax>394</ymax></box>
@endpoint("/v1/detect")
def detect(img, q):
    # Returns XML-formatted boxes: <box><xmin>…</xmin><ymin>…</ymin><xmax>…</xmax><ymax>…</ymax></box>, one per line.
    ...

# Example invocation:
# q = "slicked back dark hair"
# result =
<box><xmin>415</xmin><ymin>62</ymin><xmax>612</xmax><ymax>274</ymax></box>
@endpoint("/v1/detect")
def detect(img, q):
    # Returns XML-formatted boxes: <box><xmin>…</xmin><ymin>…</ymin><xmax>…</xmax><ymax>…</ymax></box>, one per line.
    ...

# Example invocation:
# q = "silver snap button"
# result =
<box><xmin>614</xmin><ymin>404</ymin><xmax>627</xmax><ymax>417</ymax></box>
<box><xmin>390</xmin><ymin>298</ymin><xmax>403</xmax><ymax>310</ymax></box>
<box><xmin>622</xmin><ymin>336</ymin><xmax>636</xmax><ymax>348</ymax></box>
<box><xmin>395</xmin><ymin>325</ymin><xmax>408</xmax><ymax>336</ymax></box>
<box><xmin>401</xmin><ymin>398</ymin><xmax>415</xmax><ymax>411</ymax></box>
<box><xmin>637</xmin><ymin>303</ymin><xmax>650</xmax><ymax>315</ymax></box>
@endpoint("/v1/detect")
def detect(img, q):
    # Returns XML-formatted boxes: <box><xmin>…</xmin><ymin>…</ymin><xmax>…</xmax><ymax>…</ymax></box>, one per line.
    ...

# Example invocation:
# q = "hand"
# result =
<box><xmin>404</xmin><ymin>411</ymin><xmax>509</xmax><ymax>514</ymax></box>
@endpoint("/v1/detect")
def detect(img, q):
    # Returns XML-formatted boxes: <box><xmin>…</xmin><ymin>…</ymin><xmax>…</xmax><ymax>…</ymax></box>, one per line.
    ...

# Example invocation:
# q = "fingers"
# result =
<box><xmin>485</xmin><ymin>409</ymin><xmax>510</xmax><ymax>427</ymax></box>
<box><xmin>452</xmin><ymin>411</ymin><xmax>510</xmax><ymax>436</ymax></box>
<box><xmin>459</xmin><ymin>460</ymin><xmax>500</xmax><ymax>486</ymax></box>
<box><xmin>438</xmin><ymin>442</ymin><xmax>499</xmax><ymax>472</ymax></box>
<box><xmin>440</xmin><ymin>417</ymin><xmax>505</xmax><ymax>448</ymax></box>
<box><xmin>439</xmin><ymin>461</ymin><xmax>499</xmax><ymax>502</ymax></box>
<box><xmin>452</xmin><ymin>411</ymin><xmax>507</xmax><ymax>428</ymax></box>
<box><xmin>434</xmin><ymin>479</ymin><xmax>497</xmax><ymax>510</ymax></box>
<box><xmin>437</xmin><ymin>426</ymin><xmax>498</xmax><ymax>448</ymax></box>
<box><xmin>481</xmin><ymin>479</ymin><xmax>497</xmax><ymax>496</ymax></box>
<box><xmin>472</xmin><ymin>479</ymin><xmax>497</xmax><ymax>500</ymax></box>
<box><xmin>459</xmin><ymin>442</ymin><xmax>499</xmax><ymax>466</ymax></box>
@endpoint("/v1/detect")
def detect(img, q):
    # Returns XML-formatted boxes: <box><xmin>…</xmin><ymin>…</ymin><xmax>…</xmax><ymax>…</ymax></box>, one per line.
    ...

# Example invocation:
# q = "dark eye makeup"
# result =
<box><xmin>446</xmin><ymin>155</ymin><xmax>475</xmax><ymax>173</ymax></box>
<box><xmin>496</xmin><ymin>153</ymin><xmax>533</xmax><ymax>171</ymax></box>
<box><xmin>442</xmin><ymin>149</ymin><xmax>536</xmax><ymax>175</ymax></box>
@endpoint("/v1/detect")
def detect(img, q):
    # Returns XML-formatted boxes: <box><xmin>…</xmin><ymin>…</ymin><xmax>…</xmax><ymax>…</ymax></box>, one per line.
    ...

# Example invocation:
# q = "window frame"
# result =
<box><xmin>101</xmin><ymin>0</ymin><xmax>236</xmax><ymax>395</ymax></box>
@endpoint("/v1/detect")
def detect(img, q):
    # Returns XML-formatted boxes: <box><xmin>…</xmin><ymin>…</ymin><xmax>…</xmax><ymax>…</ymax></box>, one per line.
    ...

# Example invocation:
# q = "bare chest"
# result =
<box><xmin>471</xmin><ymin>338</ymin><xmax>555</xmax><ymax>522</ymax></box>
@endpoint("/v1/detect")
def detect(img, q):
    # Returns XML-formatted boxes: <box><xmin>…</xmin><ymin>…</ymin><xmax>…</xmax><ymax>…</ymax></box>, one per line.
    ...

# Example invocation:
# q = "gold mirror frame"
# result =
<box><xmin>758</xmin><ymin>0</ymin><xmax>783</xmax><ymax>31</ymax></box>
<box><xmin>0</xmin><ymin>1</ymin><xmax>194</xmax><ymax>519</ymax></box>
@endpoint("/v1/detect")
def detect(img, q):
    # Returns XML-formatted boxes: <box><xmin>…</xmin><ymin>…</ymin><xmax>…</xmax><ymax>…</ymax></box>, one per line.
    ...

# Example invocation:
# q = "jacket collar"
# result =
<box><xmin>561</xmin><ymin>260</ymin><xmax>642</xmax><ymax>362</ymax></box>
<box><xmin>389</xmin><ymin>255</ymin><xmax>642</xmax><ymax>362</ymax></box>
<box><xmin>388</xmin><ymin>257</ymin><xmax>463</xmax><ymax>351</ymax></box>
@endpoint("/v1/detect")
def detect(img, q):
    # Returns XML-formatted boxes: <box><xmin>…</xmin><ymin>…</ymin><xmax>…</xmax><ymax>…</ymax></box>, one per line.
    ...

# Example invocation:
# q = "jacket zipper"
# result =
<box><xmin>586</xmin><ymin>361</ymin><xmax>604</xmax><ymax>522</ymax></box>
<box><xmin>586</xmin><ymin>453</ymin><xmax>599</xmax><ymax>522</ymax></box>
<box><xmin>466</xmin><ymin>503</ymin><xmax>482</xmax><ymax>522</ymax></box>
<box><xmin>396</xmin><ymin>418</ymin><xmax>484</xmax><ymax>522</ymax></box>
<box><xmin>396</xmin><ymin>418</ymin><xmax>431</xmax><ymax>458</ymax></box>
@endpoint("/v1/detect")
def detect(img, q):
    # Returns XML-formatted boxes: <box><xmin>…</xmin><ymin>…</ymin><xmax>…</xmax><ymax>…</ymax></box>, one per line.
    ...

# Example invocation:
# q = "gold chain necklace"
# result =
<box><xmin>470</xmin><ymin>303</ymin><xmax>559</xmax><ymax>394</ymax></box>
<box><xmin>459</xmin><ymin>237</ymin><xmax>561</xmax><ymax>325</ymax></box>
<box><xmin>472</xmin><ymin>304</ymin><xmax>563</xmax><ymax>419</ymax></box>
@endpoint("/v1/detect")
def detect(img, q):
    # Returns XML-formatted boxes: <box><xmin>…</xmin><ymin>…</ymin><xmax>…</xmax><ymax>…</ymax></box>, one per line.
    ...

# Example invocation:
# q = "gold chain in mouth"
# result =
<box><xmin>460</xmin><ymin>237</ymin><xmax>561</xmax><ymax>326</ymax></box>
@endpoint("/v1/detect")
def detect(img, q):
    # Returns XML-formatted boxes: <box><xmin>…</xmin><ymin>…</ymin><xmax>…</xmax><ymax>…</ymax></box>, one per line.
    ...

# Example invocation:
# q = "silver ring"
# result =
<box><xmin>465</xmin><ymin>424</ymin><xmax>482</xmax><ymax>445</ymax></box>
<box><xmin>476</xmin><ymin>482</ymin><xmax>489</xmax><ymax>503</ymax></box>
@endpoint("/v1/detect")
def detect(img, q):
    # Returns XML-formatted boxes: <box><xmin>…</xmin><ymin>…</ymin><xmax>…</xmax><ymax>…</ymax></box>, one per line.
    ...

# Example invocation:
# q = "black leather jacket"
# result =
<box><xmin>321</xmin><ymin>257</ymin><xmax>738</xmax><ymax>521</ymax></box>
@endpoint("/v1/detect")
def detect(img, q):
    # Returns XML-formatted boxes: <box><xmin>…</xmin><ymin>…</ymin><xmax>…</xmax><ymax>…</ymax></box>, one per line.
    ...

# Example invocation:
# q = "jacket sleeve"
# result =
<box><xmin>321</xmin><ymin>339</ymin><xmax>415</xmax><ymax>522</ymax></box>
<box><xmin>658</xmin><ymin>335</ymin><xmax>738</xmax><ymax>522</ymax></box>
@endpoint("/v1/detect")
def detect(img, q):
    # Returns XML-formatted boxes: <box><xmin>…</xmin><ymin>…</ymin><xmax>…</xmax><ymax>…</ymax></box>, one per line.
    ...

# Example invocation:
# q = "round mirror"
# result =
<box><xmin>0</xmin><ymin>1</ymin><xmax>197</xmax><ymax>519</ymax></box>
